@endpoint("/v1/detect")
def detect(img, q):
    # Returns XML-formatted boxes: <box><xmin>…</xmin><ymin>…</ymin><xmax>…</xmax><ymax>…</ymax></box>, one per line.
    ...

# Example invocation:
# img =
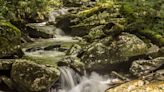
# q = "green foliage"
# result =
<box><xmin>118</xmin><ymin>0</ymin><xmax>164</xmax><ymax>46</ymax></box>
<box><xmin>0</xmin><ymin>0</ymin><xmax>62</xmax><ymax>22</ymax></box>
<box><xmin>120</xmin><ymin>0</ymin><xmax>164</xmax><ymax>32</ymax></box>
<box><xmin>0</xmin><ymin>20</ymin><xmax>21</xmax><ymax>58</ymax></box>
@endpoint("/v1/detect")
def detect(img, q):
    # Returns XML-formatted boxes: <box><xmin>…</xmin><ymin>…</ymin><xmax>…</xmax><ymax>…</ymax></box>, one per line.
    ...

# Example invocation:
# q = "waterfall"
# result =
<box><xmin>59</xmin><ymin>66</ymin><xmax>80</xmax><ymax>91</ymax></box>
<box><xmin>50</xmin><ymin>66</ymin><xmax>118</xmax><ymax>92</ymax></box>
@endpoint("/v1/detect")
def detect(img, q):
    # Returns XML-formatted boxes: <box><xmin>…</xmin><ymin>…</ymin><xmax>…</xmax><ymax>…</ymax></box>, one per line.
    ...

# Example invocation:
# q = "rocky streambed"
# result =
<box><xmin>0</xmin><ymin>21</ymin><xmax>163</xmax><ymax>92</ymax></box>
<box><xmin>0</xmin><ymin>0</ymin><xmax>164</xmax><ymax>92</ymax></box>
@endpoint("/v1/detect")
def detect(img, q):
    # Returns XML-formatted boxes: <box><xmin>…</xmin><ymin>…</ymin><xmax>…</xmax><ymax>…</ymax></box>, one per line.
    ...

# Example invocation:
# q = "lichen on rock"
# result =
<box><xmin>130</xmin><ymin>57</ymin><xmax>164</xmax><ymax>76</ymax></box>
<box><xmin>11</xmin><ymin>59</ymin><xmax>60</xmax><ymax>92</ymax></box>
<box><xmin>81</xmin><ymin>33</ymin><xmax>148</xmax><ymax>71</ymax></box>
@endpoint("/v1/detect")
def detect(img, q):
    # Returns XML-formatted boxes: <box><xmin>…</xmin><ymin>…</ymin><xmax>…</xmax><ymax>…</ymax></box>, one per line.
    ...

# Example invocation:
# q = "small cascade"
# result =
<box><xmin>49</xmin><ymin>66</ymin><xmax>80</xmax><ymax>92</ymax></box>
<box><xmin>68</xmin><ymin>72</ymin><xmax>110</xmax><ymax>92</ymax></box>
<box><xmin>59</xmin><ymin>66</ymin><xmax>80</xmax><ymax>91</ymax></box>
<box><xmin>50</xmin><ymin>66</ymin><xmax>119</xmax><ymax>92</ymax></box>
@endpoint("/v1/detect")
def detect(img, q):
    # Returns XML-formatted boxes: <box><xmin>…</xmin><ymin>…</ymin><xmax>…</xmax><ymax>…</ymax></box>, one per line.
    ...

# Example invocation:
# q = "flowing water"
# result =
<box><xmin>50</xmin><ymin>66</ymin><xmax>118</xmax><ymax>92</ymax></box>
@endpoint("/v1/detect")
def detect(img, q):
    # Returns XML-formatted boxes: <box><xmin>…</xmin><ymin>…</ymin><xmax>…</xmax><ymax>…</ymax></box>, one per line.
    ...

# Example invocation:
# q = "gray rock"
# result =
<box><xmin>81</xmin><ymin>33</ymin><xmax>148</xmax><ymax>71</ymax></box>
<box><xmin>66</xmin><ymin>44</ymin><xmax>82</xmax><ymax>57</ymax></box>
<box><xmin>11</xmin><ymin>59</ymin><xmax>60</xmax><ymax>92</ymax></box>
<box><xmin>26</xmin><ymin>23</ymin><xmax>56</xmax><ymax>38</ymax></box>
<box><xmin>58</xmin><ymin>56</ymin><xmax>84</xmax><ymax>74</ymax></box>
<box><xmin>130</xmin><ymin>57</ymin><xmax>164</xmax><ymax>76</ymax></box>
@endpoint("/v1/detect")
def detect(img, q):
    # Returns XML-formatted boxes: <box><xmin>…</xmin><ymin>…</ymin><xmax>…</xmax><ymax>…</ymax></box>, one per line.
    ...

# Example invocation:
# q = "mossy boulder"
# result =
<box><xmin>0</xmin><ymin>21</ymin><xmax>21</xmax><ymax>58</ymax></box>
<box><xmin>11</xmin><ymin>59</ymin><xmax>60</xmax><ymax>92</ymax></box>
<box><xmin>81</xmin><ymin>33</ymin><xmax>148</xmax><ymax>71</ymax></box>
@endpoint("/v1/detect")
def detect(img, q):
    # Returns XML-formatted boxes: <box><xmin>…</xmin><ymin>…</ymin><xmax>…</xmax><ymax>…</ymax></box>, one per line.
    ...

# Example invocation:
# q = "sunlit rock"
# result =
<box><xmin>106</xmin><ymin>80</ymin><xmax>145</xmax><ymax>92</ymax></box>
<box><xmin>106</xmin><ymin>80</ymin><xmax>164</xmax><ymax>92</ymax></box>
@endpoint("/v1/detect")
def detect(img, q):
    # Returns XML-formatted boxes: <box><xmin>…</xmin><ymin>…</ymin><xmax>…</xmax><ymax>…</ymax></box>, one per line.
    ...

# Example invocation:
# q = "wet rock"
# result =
<box><xmin>130</xmin><ymin>57</ymin><xmax>164</xmax><ymax>76</ymax></box>
<box><xmin>58</xmin><ymin>56</ymin><xmax>84</xmax><ymax>74</ymax></box>
<box><xmin>25</xmin><ymin>23</ymin><xmax>56</xmax><ymax>38</ymax></box>
<box><xmin>0</xmin><ymin>21</ymin><xmax>21</xmax><ymax>58</ymax></box>
<box><xmin>11</xmin><ymin>60</ymin><xmax>60</xmax><ymax>92</ymax></box>
<box><xmin>0</xmin><ymin>59</ymin><xmax>15</xmax><ymax>70</ymax></box>
<box><xmin>44</xmin><ymin>44</ymin><xmax>61</xmax><ymax>51</ymax></box>
<box><xmin>81</xmin><ymin>33</ymin><xmax>148</xmax><ymax>71</ymax></box>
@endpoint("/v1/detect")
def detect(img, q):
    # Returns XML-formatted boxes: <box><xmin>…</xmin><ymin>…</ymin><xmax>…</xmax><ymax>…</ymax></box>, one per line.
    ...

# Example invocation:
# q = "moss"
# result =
<box><xmin>1</xmin><ymin>0</ymin><xmax>63</xmax><ymax>22</ymax></box>
<box><xmin>137</xmin><ymin>29</ymin><xmax>164</xmax><ymax>46</ymax></box>
<box><xmin>0</xmin><ymin>21</ymin><xmax>21</xmax><ymax>58</ymax></box>
<box><xmin>77</xmin><ymin>2</ymin><xmax>113</xmax><ymax>16</ymax></box>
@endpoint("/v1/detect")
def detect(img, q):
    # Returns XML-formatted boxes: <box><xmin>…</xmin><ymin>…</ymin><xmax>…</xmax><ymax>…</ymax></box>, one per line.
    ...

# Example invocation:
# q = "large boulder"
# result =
<box><xmin>11</xmin><ymin>60</ymin><xmax>60</xmax><ymax>92</ymax></box>
<box><xmin>81</xmin><ymin>33</ymin><xmax>148</xmax><ymax>71</ymax></box>
<box><xmin>0</xmin><ymin>21</ymin><xmax>21</xmax><ymax>58</ymax></box>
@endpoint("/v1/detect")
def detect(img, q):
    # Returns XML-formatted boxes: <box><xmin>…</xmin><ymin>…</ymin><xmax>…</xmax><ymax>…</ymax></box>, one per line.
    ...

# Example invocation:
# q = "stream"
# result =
<box><xmin>21</xmin><ymin>32</ymin><xmax>114</xmax><ymax>92</ymax></box>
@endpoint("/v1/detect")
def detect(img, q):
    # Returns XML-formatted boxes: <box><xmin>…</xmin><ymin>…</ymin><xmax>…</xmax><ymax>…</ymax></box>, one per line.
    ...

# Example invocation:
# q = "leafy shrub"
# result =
<box><xmin>0</xmin><ymin>0</ymin><xmax>62</xmax><ymax>22</ymax></box>
<box><xmin>119</xmin><ymin>0</ymin><xmax>164</xmax><ymax>34</ymax></box>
